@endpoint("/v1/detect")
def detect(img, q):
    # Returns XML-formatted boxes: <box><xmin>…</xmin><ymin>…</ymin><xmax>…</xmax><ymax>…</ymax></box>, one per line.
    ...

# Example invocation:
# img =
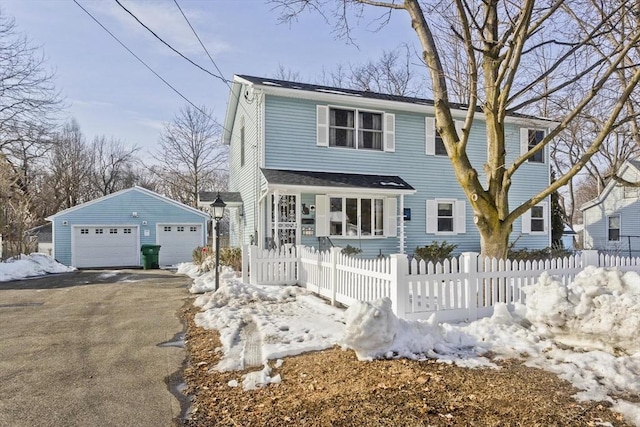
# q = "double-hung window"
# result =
<box><xmin>426</xmin><ymin>199</ymin><xmax>466</xmax><ymax>234</ymax></box>
<box><xmin>327</xmin><ymin>108</ymin><xmax>383</xmax><ymax>151</ymax></box>
<box><xmin>329</xmin><ymin>196</ymin><xmax>385</xmax><ymax>237</ymax></box>
<box><xmin>522</xmin><ymin>202</ymin><xmax>548</xmax><ymax>234</ymax></box>
<box><xmin>608</xmin><ymin>216</ymin><xmax>620</xmax><ymax>241</ymax></box>
<box><xmin>521</xmin><ymin>128</ymin><xmax>545</xmax><ymax>163</ymax></box>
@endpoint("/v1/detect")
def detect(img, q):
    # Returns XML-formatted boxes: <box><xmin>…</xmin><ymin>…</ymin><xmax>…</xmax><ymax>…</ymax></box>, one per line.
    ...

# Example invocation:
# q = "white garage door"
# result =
<box><xmin>73</xmin><ymin>226</ymin><xmax>138</xmax><ymax>268</ymax></box>
<box><xmin>156</xmin><ymin>224</ymin><xmax>203</xmax><ymax>266</ymax></box>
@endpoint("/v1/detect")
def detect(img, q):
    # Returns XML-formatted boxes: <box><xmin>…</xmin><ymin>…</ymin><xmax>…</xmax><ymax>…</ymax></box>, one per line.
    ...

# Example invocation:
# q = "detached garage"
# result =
<box><xmin>46</xmin><ymin>187</ymin><xmax>210</xmax><ymax>268</ymax></box>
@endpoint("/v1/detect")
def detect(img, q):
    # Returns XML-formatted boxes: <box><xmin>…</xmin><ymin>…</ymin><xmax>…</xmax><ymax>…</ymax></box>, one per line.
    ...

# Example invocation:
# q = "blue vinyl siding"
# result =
<box><xmin>259</xmin><ymin>95</ymin><xmax>550</xmax><ymax>255</ymax></box>
<box><xmin>52</xmin><ymin>189</ymin><xmax>207</xmax><ymax>266</ymax></box>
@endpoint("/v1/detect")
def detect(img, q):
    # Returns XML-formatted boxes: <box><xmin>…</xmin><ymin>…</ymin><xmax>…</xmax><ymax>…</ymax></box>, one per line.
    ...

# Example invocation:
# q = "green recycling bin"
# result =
<box><xmin>141</xmin><ymin>244</ymin><xmax>161</xmax><ymax>269</ymax></box>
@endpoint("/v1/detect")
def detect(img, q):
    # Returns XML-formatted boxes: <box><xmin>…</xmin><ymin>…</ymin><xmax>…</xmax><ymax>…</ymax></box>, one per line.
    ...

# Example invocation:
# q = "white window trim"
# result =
<box><xmin>522</xmin><ymin>202</ymin><xmax>548</xmax><ymax>234</ymax></box>
<box><xmin>315</xmin><ymin>194</ymin><xmax>396</xmax><ymax>238</ymax></box>
<box><xmin>426</xmin><ymin>198</ymin><xmax>466</xmax><ymax>235</ymax></box>
<box><xmin>317</xmin><ymin>105</ymin><xmax>395</xmax><ymax>152</ymax></box>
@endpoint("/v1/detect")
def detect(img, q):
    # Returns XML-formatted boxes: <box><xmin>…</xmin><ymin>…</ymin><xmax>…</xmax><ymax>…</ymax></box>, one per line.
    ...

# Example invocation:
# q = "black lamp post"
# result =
<box><xmin>211</xmin><ymin>193</ymin><xmax>226</xmax><ymax>291</ymax></box>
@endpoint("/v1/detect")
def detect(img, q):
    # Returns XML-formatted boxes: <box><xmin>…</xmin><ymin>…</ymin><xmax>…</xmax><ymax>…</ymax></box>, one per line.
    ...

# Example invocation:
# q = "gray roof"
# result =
<box><xmin>628</xmin><ymin>158</ymin><xmax>640</xmax><ymax>171</ymax></box>
<box><xmin>238</xmin><ymin>75</ymin><xmax>553</xmax><ymax>122</ymax></box>
<box><xmin>261</xmin><ymin>168</ymin><xmax>414</xmax><ymax>191</ymax></box>
<box><xmin>198</xmin><ymin>191</ymin><xmax>243</xmax><ymax>204</ymax></box>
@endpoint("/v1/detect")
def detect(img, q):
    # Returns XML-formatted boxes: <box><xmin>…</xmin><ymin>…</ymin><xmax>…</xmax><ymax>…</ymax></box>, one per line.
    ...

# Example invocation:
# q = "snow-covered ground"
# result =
<box><xmin>186</xmin><ymin>264</ymin><xmax>640</xmax><ymax>425</ymax></box>
<box><xmin>0</xmin><ymin>253</ymin><xmax>75</xmax><ymax>282</ymax></box>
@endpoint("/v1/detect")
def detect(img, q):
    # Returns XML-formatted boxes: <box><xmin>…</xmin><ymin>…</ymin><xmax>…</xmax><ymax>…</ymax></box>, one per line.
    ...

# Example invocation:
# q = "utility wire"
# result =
<box><xmin>172</xmin><ymin>0</ymin><xmax>231</xmax><ymax>91</ymax></box>
<box><xmin>114</xmin><ymin>0</ymin><xmax>229</xmax><ymax>84</ymax></box>
<box><xmin>72</xmin><ymin>0</ymin><xmax>228</xmax><ymax>131</ymax></box>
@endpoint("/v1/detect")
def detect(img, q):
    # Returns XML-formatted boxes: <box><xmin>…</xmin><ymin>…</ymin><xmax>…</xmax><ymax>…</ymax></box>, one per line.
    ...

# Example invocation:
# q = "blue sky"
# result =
<box><xmin>2</xmin><ymin>0</ymin><xmax>418</xmax><ymax>159</ymax></box>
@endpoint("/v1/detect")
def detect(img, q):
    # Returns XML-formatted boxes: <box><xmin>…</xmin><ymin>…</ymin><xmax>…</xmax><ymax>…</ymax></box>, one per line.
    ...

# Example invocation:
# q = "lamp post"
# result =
<box><xmin>211</xmin><ymin>193</ymin><xmax>226</xmax><ymax>291</ymax></box>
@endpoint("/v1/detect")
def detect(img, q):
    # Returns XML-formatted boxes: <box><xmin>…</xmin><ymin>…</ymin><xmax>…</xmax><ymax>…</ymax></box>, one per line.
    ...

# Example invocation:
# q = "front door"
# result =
<box><xmin>270</xmin><ymin>193</ymin><xmax>298</xmax><ymax>248</ymax></box>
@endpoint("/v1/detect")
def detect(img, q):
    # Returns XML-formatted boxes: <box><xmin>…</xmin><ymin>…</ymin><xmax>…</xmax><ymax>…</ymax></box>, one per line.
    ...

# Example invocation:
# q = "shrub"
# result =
<box><xmin>414</xmin><ymin>241</ymin><xmax>457</xmax><ymax>263</ymax></box>
<box><xmin>192</xmin><ymin>246</ymin><xmax>215</xmax><ymax>272</ymax></box>
<box><xmin>220</xmin><ymin>247</ymin><xmax>242</xmax><ymax>272</ymax></box>
<box><xmin>341</xmin><ymin>244</ymin><xmax>362</xmax><ymax>256</ymax></box>
<box><xmin>507</xmin><ymin>245</ymin><xmax>573</xmax><ymax>261</ymax></box>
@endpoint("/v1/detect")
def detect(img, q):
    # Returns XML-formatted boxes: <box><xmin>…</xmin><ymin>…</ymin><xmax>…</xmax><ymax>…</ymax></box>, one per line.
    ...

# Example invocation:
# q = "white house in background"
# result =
<box><xmin>47</xmin><ymin>187</ymin><xmax>210</xmax><ymax>268</ymax></box>
<box><xmin>582</xmin><ymin>158</ymin><xmax>640</xmax><ymax>257</ymax></box>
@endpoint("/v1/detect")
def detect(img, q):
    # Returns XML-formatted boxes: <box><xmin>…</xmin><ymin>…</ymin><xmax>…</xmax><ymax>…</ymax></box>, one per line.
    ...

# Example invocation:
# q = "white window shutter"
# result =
<box><xmin>541</xmin><ymin>201</ymin><xmax>549</xmax><ymax>233</ymax></box>
<box><xmin>455</xmin><ymin>200</ymin><xmax>466</xmax><ymax>234</ymax></box>
<box><xmin>426</xmin><ymin>199</ymin><xmax>437</xmax><ymax>233</ymax></box>
<box><xmin>425</xmin><ymin>117</ymin><xmax>435</xmax><ymax>155</ymax></box>
<box><xmin>315</xmin><ymin>195</ymin><xmax>328</xmax><ymax>236</ymax></box>
<box><xmin>384</xmin><ymin>113</ymin><xmax>395</xmax><ymax>152</ymax></box>
<box><xmin>317</xmin><ymin>105</ymin><xmax>329</xmax><ymax>147</ymax></box>
<box><xmin>520</xmin><ymin>128</ymin><xmax>529</xmax><ymax>156</ymax></box>
<box><xmin>522</xmin><ymin>209</ymin><xmax>531</xmax><ymax>234</ymax></box>
<box><xmin>384</xmin><ymin>197</ymin><xmax>397</xmax><ymax>237</ymax></box>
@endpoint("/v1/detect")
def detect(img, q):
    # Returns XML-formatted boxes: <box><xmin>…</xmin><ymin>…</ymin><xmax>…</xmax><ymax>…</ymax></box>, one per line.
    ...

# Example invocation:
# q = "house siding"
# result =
<box><xmin>583</xmin><ymin>166</ymin><xmax>640</xmax><ymax>255</ymax></box>
<box><xmin>52</xmin><ymin>189</ymin><xmax>207</xmax><ymax>266</ymax></box>
<box><xmin>260</xmin><ymin>94</ymin><xmax>550</xmax><ymax>255</ymax></box>
<box><xmin>227</xmin><ymin>84</ymin><xmax>261</xmax><ymax>246</ymax></box>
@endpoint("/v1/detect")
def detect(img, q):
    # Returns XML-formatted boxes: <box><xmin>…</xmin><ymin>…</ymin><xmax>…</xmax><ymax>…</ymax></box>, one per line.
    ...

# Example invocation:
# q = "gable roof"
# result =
<box><xmin>581</xmin><ymin>159</ymin><xmax>640</xmax><ymax>211</ymax></box>
<box><xmin>46</xmin><ymin>186</ymin><xmax>210</xmax><ymax>221</ymax></box>
<box><xmin>261</xmin><ymin>168</ymin><xmax>415</xmax><ymax>194</ymax></box>
<box><xmin>197</xmin><ymin>191</ymin><xmax>243</xmax><ymax>210</ymax></box>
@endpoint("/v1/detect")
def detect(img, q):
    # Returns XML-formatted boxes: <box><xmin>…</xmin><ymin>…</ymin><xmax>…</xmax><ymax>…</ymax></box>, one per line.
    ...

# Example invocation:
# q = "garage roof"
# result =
<box><xmin>46</xmin><ymin>186</ymin><xmax>210</xmax><ymax>221</ymax></box>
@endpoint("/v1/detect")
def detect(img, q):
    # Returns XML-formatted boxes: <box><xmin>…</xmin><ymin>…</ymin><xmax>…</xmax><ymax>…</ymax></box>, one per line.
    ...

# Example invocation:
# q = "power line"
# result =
<box><xmin>172</xmin><ymin>0</ymin><xmax>231</xmax><ymax>91</ymax></box>
<box><xmin>72</xmin><ymin>0</ymin><xmax>228</xmax><ymax>133</ymax></box>
<box><xmin>114</xmin><ymin>0</ymin><xmax>229</xmax><ymax>84</ymax></box>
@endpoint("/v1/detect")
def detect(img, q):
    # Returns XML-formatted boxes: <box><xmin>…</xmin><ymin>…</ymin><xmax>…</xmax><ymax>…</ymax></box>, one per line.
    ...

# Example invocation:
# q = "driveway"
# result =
<box><xmin>0</xmin><ymin>269</ymin><xmax>191</xmax><ymax>427</ymax></box>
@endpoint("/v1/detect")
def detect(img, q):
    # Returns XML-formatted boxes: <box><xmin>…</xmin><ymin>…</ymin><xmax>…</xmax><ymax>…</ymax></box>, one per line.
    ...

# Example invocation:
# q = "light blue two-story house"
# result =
<box><xmin>222</xmin><ymin>75</ymin><xmax>553</xmax><ymax>257</ymax></box>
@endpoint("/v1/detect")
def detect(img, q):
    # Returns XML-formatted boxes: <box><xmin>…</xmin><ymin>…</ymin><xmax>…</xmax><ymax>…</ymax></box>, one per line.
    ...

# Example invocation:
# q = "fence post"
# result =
<box><xmin>329</xmin><ymin>247</ymin><xmax>341</xmax><ymax>306</ymax></box>
<box><xmin>248</xmin><ymin>245</ymin><xmax>258</xmax><ymax>285</ymax></box>
<box><xmin>581</xmin><ymin>249</ymin><xmax>600</xmax><ymax>268</ymax></box>
<box><xmin>242</xmin><ymin>244</ymin><xmax>249</xmax><ymax>283</ymax></box>
<box><xmin>461</xmin><ymin>252</ymin><xmax>480</xmax><ymax>322</ymax></box>
<box><xmin>389</xmin><ymin>254</ymin><xmax>408</xmax><ymax>318</ymax></box>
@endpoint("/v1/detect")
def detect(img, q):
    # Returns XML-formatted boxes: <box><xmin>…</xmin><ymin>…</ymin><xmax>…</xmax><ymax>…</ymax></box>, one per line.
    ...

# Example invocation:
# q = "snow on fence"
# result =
<box><xmin>242</xmin><ymin>245</ymin><xmax>640</xmax><ymax>323</ymax></box>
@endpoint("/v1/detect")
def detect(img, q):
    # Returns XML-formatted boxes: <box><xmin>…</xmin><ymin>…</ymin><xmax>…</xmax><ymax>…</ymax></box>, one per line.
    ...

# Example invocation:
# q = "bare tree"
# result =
<box><xmin>0</xmin><ymin>12</ymin><xmax>61</xmax><ymax>152</ymax></box>
<box><xmin>274</xmin><ymin>0</ymin><xmax>640</xmax><ymax>258</ymax></box>
<box><xmin>274</xmin><ymin>64</ymin><xmax>302</xmax><ymax>82</ymax></box>
<box><xmin>46</xmin><ymin>119</ymin><xmax>92</xmax><ymax>211</ymax></box>
<box><xmin>89</xmin><ymin>136</ymin><xmax>141</xmax><ymax>197</ymax></box>
<box><xmin>150</xmin><ymin>105</ymin><xmax>228</xmax><ymax>206</ymax></box>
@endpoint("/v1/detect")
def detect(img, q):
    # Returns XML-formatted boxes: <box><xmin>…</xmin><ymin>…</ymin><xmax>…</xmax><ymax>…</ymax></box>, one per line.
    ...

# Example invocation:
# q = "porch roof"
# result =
<box><xmin>261</xmin><ymin>168</ymin><xmax>416</xmax><ymax>194</ymax></box>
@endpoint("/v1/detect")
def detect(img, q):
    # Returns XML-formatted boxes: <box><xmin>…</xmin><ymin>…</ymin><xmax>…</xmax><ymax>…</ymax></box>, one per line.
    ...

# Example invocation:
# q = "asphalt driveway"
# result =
<box><xmin>0</xmin><ymin>269</ymin><xmax>192</xmax><ymax>427</ymax></box>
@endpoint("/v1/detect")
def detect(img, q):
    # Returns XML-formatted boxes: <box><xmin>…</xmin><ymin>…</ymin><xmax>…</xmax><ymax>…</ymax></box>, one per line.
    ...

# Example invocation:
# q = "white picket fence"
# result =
<box><xmin>242</xmin><ymin>245</ymin><xmax>640</xmax><ymax>322</ymax></box>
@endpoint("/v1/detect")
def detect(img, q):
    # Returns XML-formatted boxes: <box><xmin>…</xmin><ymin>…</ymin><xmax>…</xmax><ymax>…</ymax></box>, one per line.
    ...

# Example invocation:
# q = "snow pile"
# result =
<box><xmin>177</xmin><ymin>263</ymin><xmax>239</xmax><ymax>294</ymax></box>
<box><xmin>188</xmin><ymin>266</ymin><xmax>640</xmax><ymax>424</ymax></box>
<box><xmin>194</xmin><ymin>277</ymin><xmax>344</xmax><ymax>372</ymax></box>
<box><xmin>176</xmin><ymin>262</ymin><xmax>201</xmax><ymax>278</ymax></box>
<box><xmin>341</xmin><ymin>297</ymin><xmax>486</xmax><ymax>365</ymax></box>
<box><xmin>0</xmin><ymin>253</ymin><xmax>75</xmax><ymax>282</ymax></box>
<box><xmin>524</xmin><ymin>266</ymin><xmax>640</xmax><ymax>354</ymax></box>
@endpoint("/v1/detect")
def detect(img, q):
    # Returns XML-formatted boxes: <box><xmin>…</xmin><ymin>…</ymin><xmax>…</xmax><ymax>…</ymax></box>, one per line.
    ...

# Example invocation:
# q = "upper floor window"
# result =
<box><xmin>608</xmin><ymin>215</ymin><xmax>620</xmax><ymax>241</ymax></box>
<box><xmin>426</xmin><ymin>199</ymin><xmax>466</xmax><ymax>235</ymax></box>
<box><xmin>425</xmin><ymin>117</ymin><xmax>462</xmax><ymax>156</ymax></box>
<box><xmin>328</xmin><ymin>108</ymin><xmax>383</xmax><ymax>151</ymax></box>
<box><xmin>624</xmin><ymin>185</ymin><xmax>640</xmax><ymax>199</ymax></box>
<box><xmin>520</xmin><ymin>128</ymin><xmax>546</xmax><ymax>163</ymax></box>
<box><xmin>317</xmin><ymin>105</ymin><xmax>395</xmax><ymax>152</ymax></box>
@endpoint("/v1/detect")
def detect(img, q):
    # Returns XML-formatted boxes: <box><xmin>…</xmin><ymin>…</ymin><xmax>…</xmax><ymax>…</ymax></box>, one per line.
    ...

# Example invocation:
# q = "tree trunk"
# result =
<box><xmin>478</xmin><ymin>223</ymin><xmax>512</xmax><ymax>260</ymax></box>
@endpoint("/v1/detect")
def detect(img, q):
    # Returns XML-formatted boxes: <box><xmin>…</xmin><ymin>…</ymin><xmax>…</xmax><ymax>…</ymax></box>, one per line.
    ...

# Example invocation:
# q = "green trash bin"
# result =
<box><xmin>141</xmin><ymin>244</ymin><xmax>161</xmax><ymax>269</ymax></box>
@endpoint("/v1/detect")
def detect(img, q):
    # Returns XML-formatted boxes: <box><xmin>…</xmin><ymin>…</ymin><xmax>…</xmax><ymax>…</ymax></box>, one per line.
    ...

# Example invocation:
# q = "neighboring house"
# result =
<box><xmin>223</xmin><ymin>75</ymin><xmax>553</xmax><ymax>257</ymax></box>
<box><xmin>47</xmin><ymin>186</ymin><xmax>209</xmax><ymax>268</ymax></box>
<box><xmin>582</xmin><ymin>159</ymin><xmax>640</xmax><ymax>256</ymax></box>
<box><xmin>24</xmin><ymin>223</ymin><xmax>53</xmax><ymax>255</ymax></box>
<box><xmin>197</xmin><ymin>191</ymin><xmax>243</xmax><ymax>246</ymax></box>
